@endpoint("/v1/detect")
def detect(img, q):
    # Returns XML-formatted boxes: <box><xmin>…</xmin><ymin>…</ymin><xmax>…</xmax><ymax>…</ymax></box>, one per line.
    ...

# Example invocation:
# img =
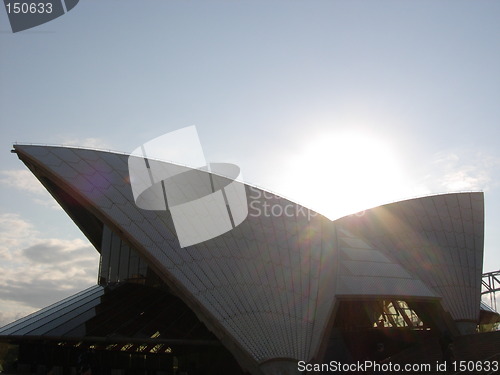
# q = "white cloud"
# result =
<box><xmin>0</xmin><ymin>170</ymin><xmax>62</xmax><ymax>210</ymax></box>
<box><xmin>0</xmin><ymin>169</ymin><xmax>46</xmax><ymax>194</ymax></box>
<box><xmin>32</xmin><ymin>197</ymin><xmax>61</xmax><ymax>210</ymax></box>
<box><xmin>0</xmin><ymin>213</ymin><xmax>37</xmax><ymax>260</ymax></box>
<box><xmin>423</xmin><ymin>151</ymin><xmax>500</xmax><ymax>193</ymax></box>
<box><xmin>440</xmin><ymin>168</ymin><xmax>490</xmax><ymax>191</ymax></box>
<box><xmin>0</xmin><ymin>213</ymin><xmax>99</xmax><ymax>327</ymax></box>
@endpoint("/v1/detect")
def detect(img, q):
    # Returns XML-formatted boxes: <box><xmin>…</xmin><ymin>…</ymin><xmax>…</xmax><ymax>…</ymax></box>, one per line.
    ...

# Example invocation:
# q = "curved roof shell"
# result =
<box><xmin>335</xmin><ymin>192</ymin><xmax>484</xmax><ymax>323</ymax></box>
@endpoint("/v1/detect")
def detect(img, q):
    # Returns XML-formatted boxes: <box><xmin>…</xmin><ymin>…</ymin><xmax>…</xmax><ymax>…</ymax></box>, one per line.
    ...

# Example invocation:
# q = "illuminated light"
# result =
<box><xmin>150</xmin><ymin>331</ymin><xmax>160</xmax><ymax>338</ymax></box>
<box><xmin>150</xmin><ymin>344</ymin><xmax>163</xmax><ymax>353</ymax></box>
<box><xmin>121</xmin><ymin>343</ymin><xmax>134</xmax><ymax>351</ymax></box>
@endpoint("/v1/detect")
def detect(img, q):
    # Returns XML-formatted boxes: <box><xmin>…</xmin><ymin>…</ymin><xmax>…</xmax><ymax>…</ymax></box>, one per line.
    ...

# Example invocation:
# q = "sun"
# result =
<box><xmin>284</xmin><ymin>131</ymin><xmax>408</xmax><ymax>220</ymax></box>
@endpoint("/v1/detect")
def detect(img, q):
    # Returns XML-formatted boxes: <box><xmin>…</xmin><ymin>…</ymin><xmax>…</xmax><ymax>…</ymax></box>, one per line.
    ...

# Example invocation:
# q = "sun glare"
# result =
<box><xmin>285</xmin><ymin>132</ymin><xmax>408</xmax><ymax>220</ymax></box>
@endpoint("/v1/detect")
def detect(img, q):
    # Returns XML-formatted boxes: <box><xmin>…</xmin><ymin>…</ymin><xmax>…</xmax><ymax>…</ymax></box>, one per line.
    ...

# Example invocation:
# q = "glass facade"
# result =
<box><xmin>98</xmin><ymin>225</ymin><xmax>151</xmax><ymax>285</ymax></box>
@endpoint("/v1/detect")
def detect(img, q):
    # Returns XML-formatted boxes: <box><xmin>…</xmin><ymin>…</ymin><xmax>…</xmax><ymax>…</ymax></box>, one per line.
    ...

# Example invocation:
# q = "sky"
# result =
<box><xmin>0</xmin><ymin>0</ymin><xmax>499</xmax><ymax>326</ymax></box>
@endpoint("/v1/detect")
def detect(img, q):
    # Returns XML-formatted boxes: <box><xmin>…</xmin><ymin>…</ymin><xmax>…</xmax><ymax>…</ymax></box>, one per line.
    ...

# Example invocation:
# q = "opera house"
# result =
<box><xmin>0</xmin><ymin>144</ymin><xmax>498</xmax><ymax>375</ymax></box>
